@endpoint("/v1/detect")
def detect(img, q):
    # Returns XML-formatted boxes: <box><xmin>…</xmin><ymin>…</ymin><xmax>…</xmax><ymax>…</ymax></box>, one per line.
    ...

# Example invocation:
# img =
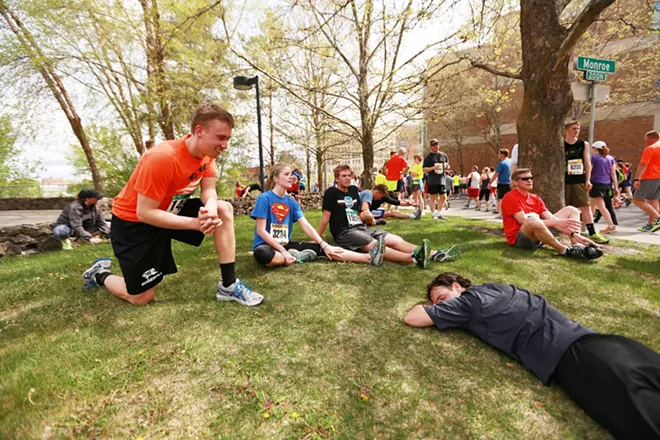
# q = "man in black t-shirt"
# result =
<box><xmin>317</xmin><ymin>165</ymin><xmax>432</xmax><ymax>269</ymax></box>
<box><xmin>404</xmin><ymin>272</ymin><xmax>660</xmax><ymax>440</ymax></box>
<box><xmin>422</xmin><ymin>139</ymin><xmax>449</xmax><ymax>220</ymax></box>
<box><xmin>564</xmin><ymin>121</ymin><xmax>608</xmax><ymax>245</ymax></box>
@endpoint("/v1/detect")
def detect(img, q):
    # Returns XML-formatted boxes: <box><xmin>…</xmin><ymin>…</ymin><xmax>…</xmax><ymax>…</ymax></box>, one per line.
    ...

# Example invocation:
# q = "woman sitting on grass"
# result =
<box><xmin>251</xmin><ymin>163</ymin><xmax>385</xmax><ymax>267</ymax></box>
<box><xmin>404</xmin><ymin>272</ymin><xmax>660</xmax><ymax>440</ymax></box>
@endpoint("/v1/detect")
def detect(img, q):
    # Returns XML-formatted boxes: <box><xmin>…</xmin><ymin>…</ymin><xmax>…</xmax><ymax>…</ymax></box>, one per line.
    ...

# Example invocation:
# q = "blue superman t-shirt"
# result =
<box><xmin>250</xmin><ymin>190</ymin><xmax>304</xmax><ymax>249</ymax></box>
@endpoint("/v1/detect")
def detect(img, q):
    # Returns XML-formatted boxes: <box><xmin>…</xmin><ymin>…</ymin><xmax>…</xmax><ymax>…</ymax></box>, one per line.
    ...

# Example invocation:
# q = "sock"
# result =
<box><xmin>409</xmin><ymin>213</ymin><xmax>415</xmax><ymax>219</ymax></box>
<box><xmin>560</xmin><ymin>247</ymin><xmax>568</xmax><ymax>255</ymax></box>
<box><xmin>94</xmin><ymin>271</ymin><xmax>111</xmax><ymax>286</ymax></box>
<box><xmin>220</xmin><ymin>262</ymin><xmax>236</xmax><ymax>288</ymax></box>
<box><xmin>586</xmin><ymin>223</ymin><xmax>596</xmax><ymax>236</ymax></box>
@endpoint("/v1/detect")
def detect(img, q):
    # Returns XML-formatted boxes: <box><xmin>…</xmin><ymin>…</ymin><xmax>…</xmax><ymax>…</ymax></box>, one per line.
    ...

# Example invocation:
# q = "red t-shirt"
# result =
<box><xmin>112</xmin><ymin>135</ymin><xmax>217</xmax><ymax>222</ymax></box>
<box><xmin>501</xmin><ymin>189</ymin><xmax>547</xmax><ymax>245</ymax></box>
<box><xmin>385</xmin><ymin>155</ymin><xmax>408</xmax><ymax>181</ymax></box>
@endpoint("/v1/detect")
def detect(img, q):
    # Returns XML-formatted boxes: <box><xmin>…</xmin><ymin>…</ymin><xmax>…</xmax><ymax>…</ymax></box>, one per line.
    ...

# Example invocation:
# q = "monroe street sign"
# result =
<box><xmin>576</xmin><ymin>56</ymin><xmax>616</xmax><ymax>74</ymax></box>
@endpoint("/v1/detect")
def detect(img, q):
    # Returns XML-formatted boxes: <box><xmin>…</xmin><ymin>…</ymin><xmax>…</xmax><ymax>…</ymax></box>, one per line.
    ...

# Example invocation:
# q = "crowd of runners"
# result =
<box><xmin>78</xmin><ymin>103</ymin><xmax>659</xmax><ymax>439</ymax></box>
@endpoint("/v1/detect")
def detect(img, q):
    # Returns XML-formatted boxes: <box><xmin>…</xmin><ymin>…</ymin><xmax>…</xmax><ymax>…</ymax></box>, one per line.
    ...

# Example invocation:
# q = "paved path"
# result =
<box><xmin>0</xmin><ymin>210</ymin><xmax>60</xmax><ymax>227</ymax></box>
<box><xmin>427</xmin><ymin>196</ymin><xmax>660</xmax><ymax>246</ymax></box>
<box><xmin>1</xmin><ymin>201</ymin><xmax>658</xmax><ymax>246</ymax></box>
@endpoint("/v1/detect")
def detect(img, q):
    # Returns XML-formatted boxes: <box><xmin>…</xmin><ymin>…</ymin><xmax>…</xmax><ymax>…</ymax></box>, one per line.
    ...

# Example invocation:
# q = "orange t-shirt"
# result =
<box><xmin>112</xmin><ymin>135</ymin><xmax>217</xmax><ymax>222</ymax></box>
<box><xmin>640</xmin><ymin>141</ymin><xmax>660</xmax><ymax>180</ymax></box>
<box><xmin>385</xmin><ymin>155</ymin><xmax>408</xmax><ymax>181</ymax></box>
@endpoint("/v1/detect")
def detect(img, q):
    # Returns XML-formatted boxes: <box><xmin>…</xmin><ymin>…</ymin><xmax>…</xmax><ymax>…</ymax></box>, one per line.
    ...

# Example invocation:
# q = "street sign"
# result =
<box><xmin>584</xmin><ymin>71</ymin><xmax>607</xmax><ymax>82</ymax></box>
<box><xmin>571</xmin><ymin>82</ymin><xmax>610</xmax><ymax>102</ymax></box>
<box><xmin>575</xmin><ymin>56</ymin><xmax>616</xmax><ymax>74</ymax></box>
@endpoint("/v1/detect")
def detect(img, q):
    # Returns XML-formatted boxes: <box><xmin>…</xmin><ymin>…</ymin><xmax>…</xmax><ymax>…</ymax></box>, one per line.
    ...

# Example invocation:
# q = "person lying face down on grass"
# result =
<box><xmin>403</xmin><ymin>272</ymin><xmax>660</xmax><ymax>440</ymax></box>
<box><xmin>251</xmin><ymin>163</ymin><xmax>386</xmax><ymax>267</ymax></box>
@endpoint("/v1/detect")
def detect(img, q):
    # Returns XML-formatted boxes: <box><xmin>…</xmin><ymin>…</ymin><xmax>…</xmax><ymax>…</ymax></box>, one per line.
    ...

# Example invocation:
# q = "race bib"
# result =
<box><xmin>166</xmin><ymin>193</ymin><xmax>192</xmax><ymax>214</ymax></box>
<box><xmin>346</xmin><ymin>208</ymin><xmax>362</xmax><ymax>226</ymax></box>
<box><xmin>269</xmin><ymin>223</ymin><xmax>289</xmax><ymax>244</ymax></box>
<box><xmin>434</xmin><ymin>163</ymin><xmax>444</xmax><ymax>174</ymax></box>
<box><xmin>567</xmin><ymin>159</ymin><xmax>584</xmax><ymax>175</ymax></box>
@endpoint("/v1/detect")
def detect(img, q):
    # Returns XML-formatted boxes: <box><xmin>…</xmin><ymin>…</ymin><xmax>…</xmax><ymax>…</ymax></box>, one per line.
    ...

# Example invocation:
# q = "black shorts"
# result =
<box><xmin>427</xmin><ymin>184</ymin><xmax>446</xmax><ymax>195</ymax></box>
<box><xmin>589</xmin><ymin>183</ymin><xmax>612</xmax><ymax>198</ymax></box>
<box><xmin>111</xmin><ymin>198</ymin><xmax>205</xmax><ymax>295</ymax></box>
<box><xmin>497</xmin><ymin>184</ymin><xmax>511</xmax><ymax>199</ymax></box>
<box><xmin>412</xmin><ymin>184</ymin><xmax>421</xmax><ymax>192</ymax></box>
<box><xmin>396</xmin><ymin>180</ymin><xmax>405</xmax><ymax>193</ymax></box>
<box><xmin>479</xmin><ymin>189</ymin><xmax>490</xmax><ymax>201</ymax></box>
<box><xmin>253</xmin><ymin>241</ymin><xmax>323</xmax><ymax>266</ymax></box>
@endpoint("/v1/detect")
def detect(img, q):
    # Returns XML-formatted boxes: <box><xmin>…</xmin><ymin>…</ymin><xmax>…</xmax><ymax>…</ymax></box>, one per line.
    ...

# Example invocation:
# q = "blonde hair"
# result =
<box><xmin>265</xmin><ymin>162</ymin><xmax>291</xmax><ymax>191</ymax></box>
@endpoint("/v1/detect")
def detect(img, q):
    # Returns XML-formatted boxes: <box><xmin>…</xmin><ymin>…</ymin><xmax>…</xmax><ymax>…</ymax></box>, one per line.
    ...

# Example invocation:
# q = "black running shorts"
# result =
<box><xmin>110</xmin><ymin>198</ymin><xmax>205</xmax><ymax>295</ymax></box>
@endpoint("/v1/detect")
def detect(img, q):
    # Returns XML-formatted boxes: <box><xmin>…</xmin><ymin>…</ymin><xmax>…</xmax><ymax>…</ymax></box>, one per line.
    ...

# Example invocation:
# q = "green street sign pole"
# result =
<box><xmin>588</xmin><ymin>82</ymin><xmax>597</xmax><ymax>145</ymax></box>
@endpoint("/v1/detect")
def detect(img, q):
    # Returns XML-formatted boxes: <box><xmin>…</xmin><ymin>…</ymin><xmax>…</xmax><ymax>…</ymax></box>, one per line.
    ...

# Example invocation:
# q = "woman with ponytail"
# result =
<box><xmin>250</xmin><ymin>163</ymin><xmax>385</xmax><ymax>267</ymax></box>
<box><xmin>589</xmin><ymin>141</ymin><xmax>618</xmax><ymax>233</ymax></box>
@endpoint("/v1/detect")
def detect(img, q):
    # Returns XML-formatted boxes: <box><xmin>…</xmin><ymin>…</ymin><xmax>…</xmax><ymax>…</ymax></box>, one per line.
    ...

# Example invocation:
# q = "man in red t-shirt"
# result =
<box><xmin>501</xmin><ymin>168</ymin><xmax>602</xmax><ymax>259</ymax></box>
<box><xmin>384</xmin><ymin>148</ymin><xmax>409</xmax><ymax>195</ymax></box>
<box><xmin>82</xmin><ymin>103</ymin><xmax>264</xmax><ymax>306</ymax></box>
<box><xmin>632</xmin><ymin>131</ymin><xmax>660</xmax><ymax>232</ymax></box>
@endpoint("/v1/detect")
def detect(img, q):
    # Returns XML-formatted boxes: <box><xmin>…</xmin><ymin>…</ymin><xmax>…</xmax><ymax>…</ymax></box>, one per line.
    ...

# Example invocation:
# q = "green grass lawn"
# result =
<box><xmin>1</xmin><ymin>211</ymin><xmax>659</xmax><ymax>439</ymax></box>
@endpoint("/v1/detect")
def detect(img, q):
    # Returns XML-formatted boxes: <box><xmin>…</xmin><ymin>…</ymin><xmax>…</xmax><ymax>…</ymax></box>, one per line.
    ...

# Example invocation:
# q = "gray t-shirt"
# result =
<box><xmin>424</xmin><ymin>283</ymin><xmax>596</xmax><ymax>383</ymax></box>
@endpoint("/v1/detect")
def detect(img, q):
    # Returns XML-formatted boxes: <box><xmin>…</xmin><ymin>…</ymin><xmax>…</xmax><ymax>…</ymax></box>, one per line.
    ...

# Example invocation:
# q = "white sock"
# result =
<box><xmin>409</xmin><ymin>213</ymin><xmax>415</xmax><ymax>219</ymax></box>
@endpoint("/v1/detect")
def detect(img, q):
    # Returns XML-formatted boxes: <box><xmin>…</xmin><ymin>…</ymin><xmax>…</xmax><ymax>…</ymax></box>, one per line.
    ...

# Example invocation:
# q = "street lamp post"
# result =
<box><xmin>233</xmin><ymin>75</ymin><xmax>265</xmax><ymax>191</ymax></box>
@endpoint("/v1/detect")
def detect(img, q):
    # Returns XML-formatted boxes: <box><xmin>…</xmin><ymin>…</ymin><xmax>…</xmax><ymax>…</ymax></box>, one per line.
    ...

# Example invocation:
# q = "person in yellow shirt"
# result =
<box><xmin>375</xmin><ymin>168</ymin><xmax>387</xmax><ymax>186</ymax></box>
<box><xmin>452</xmin><ymin>173</ymin><xmax>460</xmax><ymax>200</ymax></box>
<box><xmin>410</xmin><ymin>155</ymin><xmax>425</xmax><ymax>210</ymax></box>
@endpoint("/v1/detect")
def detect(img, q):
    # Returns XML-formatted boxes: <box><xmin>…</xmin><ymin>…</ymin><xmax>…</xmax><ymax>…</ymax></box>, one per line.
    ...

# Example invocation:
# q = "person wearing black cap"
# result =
<box><xmin>53</xmin><ymin>189</ymin><xmax>110</xmax><ymax>244</ymax></box>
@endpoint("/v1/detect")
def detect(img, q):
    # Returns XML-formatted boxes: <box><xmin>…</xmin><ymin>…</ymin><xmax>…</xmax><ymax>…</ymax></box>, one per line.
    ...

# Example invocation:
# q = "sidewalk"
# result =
<box><xmin>0</xmin><ymin>210</ymin><xmax>60</xmax><ymax>227</ymax></box>
<box><xmin>429</xmin><ymin>196</ymin><xmax>660</xmax><ymax>246</ymax></box>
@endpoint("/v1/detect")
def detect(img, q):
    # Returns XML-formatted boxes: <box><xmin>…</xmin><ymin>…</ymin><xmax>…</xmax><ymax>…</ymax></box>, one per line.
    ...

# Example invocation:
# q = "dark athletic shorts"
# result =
<box><xmin>427</xmin><ymin>184</ymin><xmax>446</xmax><ymax>195</ymax></box>
<box><xmin>412</xmin><ymin>184</ymin><xmax>421</xmax><ymax>192</ymax></box>
<box><xmin>497</xmin><ymin>183</ymin><xmax>511</xmax><ymax>200</ymax></box>
<box><xmin>589</xmin><ymin>183</ymin><xmax>612</xmax><ymax>199</ymax></box>
<box><xmin>111</xmin><ymin>198</ymin><xmax>205</xmax><ymax>295</ymax></box>
<box><xmin>479</xmin><ymin>189</ymin><xmax>490</xmax><ymax>201</ymax></box>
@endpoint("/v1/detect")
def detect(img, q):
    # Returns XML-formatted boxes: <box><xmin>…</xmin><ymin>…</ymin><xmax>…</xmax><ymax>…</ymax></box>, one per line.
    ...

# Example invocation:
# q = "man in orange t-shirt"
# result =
<box><xmin>384</xmin><ymin>148</ymin><xmax>409</xmax><ymax>194</ymax></box>
<box><xmin>82</xmin><ymin>103</ymin><xmax>263</xmax><ymax>306</ymax></box>
<box><xmin>501</xmin><ymin>168</ymin><xmax>602</xmax><ymax>259</ymax></box>
<box><xmin>632</xmin><ymin>131</ymin><xmax>660</xmax><ymax>232</ymax></box>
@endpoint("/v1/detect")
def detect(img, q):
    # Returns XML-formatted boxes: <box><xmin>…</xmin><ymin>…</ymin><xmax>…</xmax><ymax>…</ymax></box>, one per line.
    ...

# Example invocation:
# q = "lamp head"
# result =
<box><xmin>233</xmin><ymin>75</ymin><xmax>257</xmax><ymax>90</ymax></box>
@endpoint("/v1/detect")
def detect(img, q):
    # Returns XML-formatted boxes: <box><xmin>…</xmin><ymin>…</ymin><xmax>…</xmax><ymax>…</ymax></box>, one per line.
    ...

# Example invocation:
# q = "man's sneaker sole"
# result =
<box><xmin>370</xmin><ymin>235</ymin><xmax>386</xmax><ymax>267</ymax></box>
<box><xmin>82</xmin><ymin>257</ymin><xmax>112</xmax><ymax>289</ymax></box>
<box><xmin>432</xmin><ymin>245</ymin><xmax>460</xmax><ymax>262</ymax></box>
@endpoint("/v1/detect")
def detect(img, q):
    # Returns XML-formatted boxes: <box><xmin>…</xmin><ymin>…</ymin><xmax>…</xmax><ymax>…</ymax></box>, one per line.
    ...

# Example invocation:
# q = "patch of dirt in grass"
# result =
<box><xmin>464</xmin><ymin>225</ymin><xmax>504</xmax><ymax>237</ymax></box>
<box><xmin>0</xmin><ymin>299</ymin><xmax>46</xmax><ymax>322</ymax></box>
<box><xmin>602</xmin><ymin>246</ymin><xmax>645</xmax><ymax>256</ymax></box>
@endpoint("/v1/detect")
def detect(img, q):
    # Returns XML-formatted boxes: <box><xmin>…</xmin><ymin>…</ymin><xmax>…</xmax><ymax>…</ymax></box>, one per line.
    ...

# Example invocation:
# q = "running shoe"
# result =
<box><xmin>431</xmin><ymin>245</ymin><xmax>460</xmax><ymax>263</ymax></box>
<box><xmin>638</xmin><ymin>224</ymin><xmax>654</xmax><ymax>232</ymax></box>
<box><xmin>413</xmin><ymin>206</ymin><xmax>422</xmax><ymax>220</ymax></box>
<box><xmin>82</xmin><ymin>257</ymin><xmax>112</xmax><ymax>289</ymax></box>
<box><xmin>296</xmin><ymin>249</ymin><xmax>318</xmax><ymax>263</ymax></box>
<box><xmin>435</xmin><ymin>214</ymin><xmax>447</xmax><ymax>220</ymax></box>
<box><xmin>375</xmin><ymin>219</ymin><xmax>387</xmax><ymax>225</ymax></box>
<box><xmin>288</xmin><ymin>249</ymin><xmax>302</xmax><ymax>261</ymax></box>
<box><xmin>562</xmin><ymin>244</ymin><xmax>602</xmax><ymax>260</ymax></box>
<box><xmin>494</xmin><ymin>214</ymin><xmax>502</xmax><ymax>220</ymax></box>
<box><xmin>593</xmin><ymin>210</ymin><xmax>602</xmax><ymax>223</ymax></box>
<box><xmin>625</xmin><ymin>198</ymin><xmax>632</xmax><ymax>207</ymax></box>
<box><xmin>216</xmin><ymin>279</ymin><xmax>264</xmax><ymax>306</ymax></box>
<box><xmin>600</xmin><ymin>226</ymin><xmax>616</xmax><ymax>234</ymax></box>
<box><xmin>475</xmin><ymin>207</ymin><xmax>481</xmax><ymax>211</ymax></box>
<box><xmin>652</xmin><ymin>218</ymin><xmax>660</xmax><ymax>233</ymax></box>
<box><xmin>412</xmin><ymin>238</ymin><xmax>432</xmax><ymax>269</ymax></box>
<box><xmin>369</xmin><ymin>235</ymin><xmax>385</xmax><ymax>267</ymax></box>
<box><xmin>590</xmin><ymin>233</ymin><xmax>609</xmax><ymax>244</ymax></box>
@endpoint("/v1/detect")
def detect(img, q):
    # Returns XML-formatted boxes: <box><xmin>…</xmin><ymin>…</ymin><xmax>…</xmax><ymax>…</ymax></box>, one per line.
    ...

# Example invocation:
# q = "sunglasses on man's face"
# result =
<box><xmin>518</xmin><ymin>176</ymin><xmax>533</xmax><ymax>181</ymax></box>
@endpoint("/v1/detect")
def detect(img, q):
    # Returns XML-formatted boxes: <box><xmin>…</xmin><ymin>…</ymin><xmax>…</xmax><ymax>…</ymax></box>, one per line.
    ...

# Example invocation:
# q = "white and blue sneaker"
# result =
<box><xmin>82</xmin><ymin>257</ymin><xmax>112</xmax><ymax>289</ymax></box>
<box><xmin>216</xmin><ymin>279</ymin><xmax>264</xmax><ymax>306</ymax></box>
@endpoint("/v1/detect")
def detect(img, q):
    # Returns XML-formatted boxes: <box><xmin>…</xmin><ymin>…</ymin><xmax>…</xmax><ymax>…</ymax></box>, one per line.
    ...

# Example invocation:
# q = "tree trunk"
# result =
<box><xmin>0</xmin><ymin>2</ymin><xmax>103</xmax><ymax>191</ymax></box>
<box><xmin>516</xmin><ymin>0</ymin><xmax>573</xmax><ymax>212</ymax></box>
<box><xmin>269</xmin><ymin>87</ymin><xmax>275</xmax><ymax>165</ymax></box>
<box><xmin>140</xmin><ymin>0</ymin><xmax>173</xmax><ymax>139</ymax></box>
<box><xmin>361</xmin><ymin>126</ymin><xmax>374</xmax><ymax>189</ymax></box>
